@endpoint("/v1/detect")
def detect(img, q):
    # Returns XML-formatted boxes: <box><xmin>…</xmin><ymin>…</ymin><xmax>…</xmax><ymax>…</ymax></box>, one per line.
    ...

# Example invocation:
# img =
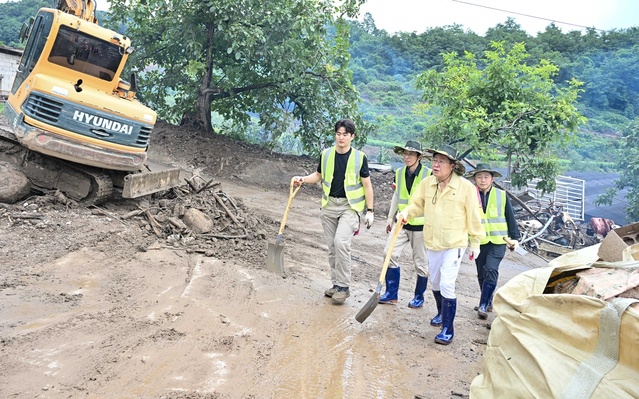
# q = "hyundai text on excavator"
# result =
<box><xmin>0</xmin><ymin>0</ymin><xmax>181</xmax><ymax>204</ymax></box>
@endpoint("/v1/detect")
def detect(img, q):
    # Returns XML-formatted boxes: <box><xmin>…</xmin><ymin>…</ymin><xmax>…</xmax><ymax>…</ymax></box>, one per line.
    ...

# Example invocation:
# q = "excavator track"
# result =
<box><xmin>0</xmin><ymin>120</ymin><xmax>113</xmax><ymax>205</ymax></box>
<box><xmin>59</xmin><ymin>162</ymin><xmax>114</xmax><ymax>205</ymax></box>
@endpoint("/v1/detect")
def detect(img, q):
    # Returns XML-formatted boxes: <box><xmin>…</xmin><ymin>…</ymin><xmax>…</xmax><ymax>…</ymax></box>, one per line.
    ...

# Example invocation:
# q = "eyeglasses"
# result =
<box><xmin>335</xmin><ymin>132</ymin><xmax>351</xmax><ymax>138</ymax></box>
<box><xmin>432</xmin><ymin>159</ymin><xmax>450</xmax><ymax>165</ymax></box>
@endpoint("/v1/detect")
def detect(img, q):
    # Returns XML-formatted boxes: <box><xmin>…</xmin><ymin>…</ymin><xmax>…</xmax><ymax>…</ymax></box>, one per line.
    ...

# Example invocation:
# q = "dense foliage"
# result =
<box><xmin>105</xmin><ymin>0</ymin><xmax>370</xmax><ymax>155</ymax></box>
<box><xmin>1</xmin><ymin>1</ymin><xmax>638</xmax><ymax>218</ymax></box>
<box><xmin>345</xmin><ymin>16</ymin><xmax>639</xmax><ymax>217</ymax></box>
<box><xmin>0</xmin><ymin>0</ymin><xmax>110</xmax><ymax>48</ymax></box>
<box><xmin>0</xmin><ymin>0</ymin><xmax>48</xmax><ymax>47</ymax></box>
<box><xmin>596</xmin><ymin>119</ymin><xmax>639</xmax><ymax>220</ymax></box>
<box><xmin>415</xmin><ymin>42</ymin><xmax>585</xmax><ymax>193</ymax></box>
<box><xmin>348</xmin><ymin>16</ymin><xmax>639</xmax><ymax>148</ymax></box>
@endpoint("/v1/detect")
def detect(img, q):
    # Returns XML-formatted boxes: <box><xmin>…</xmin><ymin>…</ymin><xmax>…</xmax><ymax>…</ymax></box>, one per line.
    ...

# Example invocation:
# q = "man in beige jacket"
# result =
<box><xmin>398</xmin><ymin>144</ymin><xmax>485</xmax><ymax>345</ymax></box>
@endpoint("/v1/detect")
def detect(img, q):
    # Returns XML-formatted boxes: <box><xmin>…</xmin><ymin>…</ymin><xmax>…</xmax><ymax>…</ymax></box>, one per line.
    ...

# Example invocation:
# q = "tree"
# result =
<box><xmin>0</xmin><ymin>0</ymin><xmax>48</xmax><ymax>47</ymax></box>
<box><xmin>415</xmin><ymin>41</ymin><xmax>586</xmax><ymax>193</ymax></box>
<box><xmin>107</xmin><ymin>0</ymin><xmax>369</xmax><ymax>155</ymax></box>
<box><xmin>484</xmin><ymin>18</ymin><xmax>530</xmax><ymax>46</ymax></box>
<box><xmin>596</xmin><ymin>119</ymin><xmax>639</xmax><ymax>221</ymax></box>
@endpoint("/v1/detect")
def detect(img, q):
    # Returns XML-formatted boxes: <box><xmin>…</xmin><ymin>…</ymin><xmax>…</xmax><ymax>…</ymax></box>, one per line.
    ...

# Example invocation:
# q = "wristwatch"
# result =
<box><xmin>367</xmin><ymin>208</ymin><xmax>374</xmax><ymax>213</ymax></box>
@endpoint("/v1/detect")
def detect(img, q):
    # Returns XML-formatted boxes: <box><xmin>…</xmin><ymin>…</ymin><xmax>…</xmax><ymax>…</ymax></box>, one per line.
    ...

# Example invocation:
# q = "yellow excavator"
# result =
<box><xmin>0</xmin><ymin>0</ymin><xmax>181</xmax><ymax>204</ymax></box>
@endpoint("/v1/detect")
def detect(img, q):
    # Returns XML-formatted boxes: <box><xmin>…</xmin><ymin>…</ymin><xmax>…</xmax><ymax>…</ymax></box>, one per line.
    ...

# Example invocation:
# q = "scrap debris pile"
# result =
<box><xmin>122</xmin><ymin>174</ymin><xmax>270</xmax><ymax>256</ymax></box>
<box><xmin>511</xmin><ymin>197</ymin><xmax>612</xmax><ymax>260</ymax></box>
<box><xmin>1</xmin><ymin>173</ymin><xmax>272</xmax><ymax>262</ymax></box>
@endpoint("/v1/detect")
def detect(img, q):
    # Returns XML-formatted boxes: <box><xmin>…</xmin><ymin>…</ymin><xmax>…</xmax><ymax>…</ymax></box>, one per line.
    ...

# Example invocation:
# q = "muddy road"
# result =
<box><xmin>0</xmin><ymin>123</ymin><xmax>546</xmax><ymax>398</ymax></box>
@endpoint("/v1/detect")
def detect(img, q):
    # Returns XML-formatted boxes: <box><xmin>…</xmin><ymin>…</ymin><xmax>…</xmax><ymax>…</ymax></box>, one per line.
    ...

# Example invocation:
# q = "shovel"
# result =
<box><xmin>504</xmin><ymin>236</ymin><xmax>528</xmax><ymax>256</ymax></box>
<box><xmin>266</xmin><ymin>178</ymin><xmax>302</xmax><ymax>274</ymax></box>
<box><xmin>355</xmin><ymin>222</ymin><xmax>403</xmax><ymax>323</ymax></box>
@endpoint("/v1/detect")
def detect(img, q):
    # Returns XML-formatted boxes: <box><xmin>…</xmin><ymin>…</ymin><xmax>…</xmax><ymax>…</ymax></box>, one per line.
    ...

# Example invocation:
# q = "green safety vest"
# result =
<box><xmin>480</xmin><ymin>187</ymin><xmax>508</xmax><ymax>245</ymax></box>
<box><xmin>396</xmin><ymin>165</ymin><xmax>430</xmax><ymax>226</ymax></box>
<box><xmin>321</xmin><ymin>147</ymin><xmax>366</xmax><ymax>212</ymax></box>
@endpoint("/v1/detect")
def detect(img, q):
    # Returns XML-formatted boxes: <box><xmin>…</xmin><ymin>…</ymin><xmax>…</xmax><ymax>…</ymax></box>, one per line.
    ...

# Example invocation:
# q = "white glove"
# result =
<box><xmin>469</xmin><ymin>248</ymin><xmax>480</xmax><ymax>261</ymax></box>
<box><xmin>397</xmin><ymin>210</ymin><xmax>409</xmax><ymax>225</ymax></box>
<box><xmin>364</xmin><ymin>211</ymin><xmax>374</xmax><ymax>229</ymax></box>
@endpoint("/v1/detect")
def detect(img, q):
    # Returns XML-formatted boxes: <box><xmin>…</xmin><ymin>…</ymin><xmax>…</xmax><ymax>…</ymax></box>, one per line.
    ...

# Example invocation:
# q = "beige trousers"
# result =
<box><xmin>320</xmin><ymin>197</ymin><xmax>360</xmax><ymax>288</ymax></box>
<box><xmin>383</xmin><ymin>225</ymin><xmax>428</xmax><ymax>277</ymax></box>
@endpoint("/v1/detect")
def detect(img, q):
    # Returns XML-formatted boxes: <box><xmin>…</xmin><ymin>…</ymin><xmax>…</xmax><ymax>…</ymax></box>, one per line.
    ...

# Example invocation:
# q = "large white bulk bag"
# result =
<box><xmin>470</xmin><ymin>245</ymin><xmax>639</xmax><ymax>399</ymax></box>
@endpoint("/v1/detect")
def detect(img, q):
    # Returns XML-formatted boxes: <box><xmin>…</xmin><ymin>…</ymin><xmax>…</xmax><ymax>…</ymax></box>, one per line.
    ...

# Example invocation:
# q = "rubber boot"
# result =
<box><xmin>379</xmin><ymin>267</ymin><xmax>400</xmax><ymax>304</ymax></box>
<box><xmin>430</xmin><ymin>290</ymin><xmax>443</xmax><ymax>326</ymax></box>
<box><xmin>408</xmin><ymin>275</ymin><xmax>428</xmax><ymax>309</ymax></box>
<box><xmin>475</xmin><ymin>294</ymin><xmax>494</xmax><ymax>312</ymax></box>
<box><xmin>474</xmin><ymin>277</ymin><xmax>483</xmax><ymax>311</ymax></box>
<box><xmin>434</xmin><ymin>297</ymin><xmax>456</xmax><ymax>345</ymax></box>
<box><xmin>478</xmin><ymin>281</ymin><xmax>497</xmax><ymax>319</ymax></box>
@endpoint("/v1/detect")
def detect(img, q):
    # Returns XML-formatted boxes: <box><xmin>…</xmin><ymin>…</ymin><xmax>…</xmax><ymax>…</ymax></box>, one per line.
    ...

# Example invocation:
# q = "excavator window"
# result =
<box><xmin>48</xmin><ymin>26</ymin><xmax>122</xmax><ymax>82</ymax></box>
<box><xmin>12</xmin><ymin>12</ymin><xmax>53</xmax><ymax>94</ymax></box>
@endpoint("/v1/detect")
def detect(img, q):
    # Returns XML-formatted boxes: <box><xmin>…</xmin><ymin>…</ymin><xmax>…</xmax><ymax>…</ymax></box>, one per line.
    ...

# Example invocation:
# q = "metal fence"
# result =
<box><xmin>505</xmin><ymin>175</ymin><xmax>586</xmax><ymax>221</ymax></box>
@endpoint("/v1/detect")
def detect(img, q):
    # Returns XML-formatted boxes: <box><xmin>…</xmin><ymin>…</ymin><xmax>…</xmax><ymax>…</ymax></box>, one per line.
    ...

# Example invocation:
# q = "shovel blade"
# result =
<box><xmin>514</xmin><ymin>246</ymin><xmax>528</xmax><ymax>256</ymax></box>
<box><xmin>266</xmin><ymin>242</ymin><xmax>285</xmax><ymax>274</ymax></box>
<box><xmin>355</xmin><ymin>283</ymin><xmax>383</xmax><ymax>323</ymax></box>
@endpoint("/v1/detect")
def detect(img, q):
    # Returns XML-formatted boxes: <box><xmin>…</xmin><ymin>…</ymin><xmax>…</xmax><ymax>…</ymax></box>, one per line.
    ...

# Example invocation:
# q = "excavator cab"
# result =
<box><xmin>49</xmin><ymin>27</ymin><xmax>119</xmax><ymax>81</ymax></box>
<box><xmin>1</xmin><ymin>4</ymin><xmax>180</xmax><ymax>204</ymax></box>
<box><xmin>5</xmin><ymin>8</ymin><xmax>154</xmax><ymax>171</ymax></box>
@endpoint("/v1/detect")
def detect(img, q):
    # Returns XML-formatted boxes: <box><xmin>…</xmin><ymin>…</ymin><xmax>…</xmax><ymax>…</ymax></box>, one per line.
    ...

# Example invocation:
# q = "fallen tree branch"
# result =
<box><xmin>196</xmin><ymin>178</ymin><xmax>220</xmax><ymax>193</ymax></box>
<box><xmin>184</xmin><ymin>176</ymin><xmax>200</xmax><ymax>192</ymax></box>
<box><xmin>211</xmin><ymin>192</ymin><xmax>241</xmax><ymax>225</ymax></box>
<box><xmin>10</xmin><ymin>213</ymin><xmax>43</xmax><ymax>220</ymax></box>
<box><xmin>89</xmin><ymin>205</ymin><xmax>126</xmax><ymax>225</ymax></box>
<box><xmin>199</xmin><ymin>225</ymin><xmax>248</xmax><ymax>240</ymax></box>
<box><xmin>141</xmin><ymin>208</ymin><xmax>163</xmax><ymax>238</ymax></box>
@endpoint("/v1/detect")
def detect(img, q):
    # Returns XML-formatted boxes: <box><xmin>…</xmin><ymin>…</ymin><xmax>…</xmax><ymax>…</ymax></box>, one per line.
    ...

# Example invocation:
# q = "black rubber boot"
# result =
<box><xmin>478</xmin><ymin>281</ymin><xmax>497</xmax><ymax>319</ymax></box>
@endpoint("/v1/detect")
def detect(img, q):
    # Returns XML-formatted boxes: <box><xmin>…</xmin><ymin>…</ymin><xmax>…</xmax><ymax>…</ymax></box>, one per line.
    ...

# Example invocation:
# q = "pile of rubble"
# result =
<box><xmin>118</xmin><ymin>174</ymin><xmax>270</xmax><ymax>257</ymax></box>
<box><xmin>1</xmin><ymin>173</ymin><xmax>272</xmax><ymax>263</ymax></box>
<box><xmin>512</xmin><ymin>198</ymin><xmax>609</xmax><ymax>260</ymax></box>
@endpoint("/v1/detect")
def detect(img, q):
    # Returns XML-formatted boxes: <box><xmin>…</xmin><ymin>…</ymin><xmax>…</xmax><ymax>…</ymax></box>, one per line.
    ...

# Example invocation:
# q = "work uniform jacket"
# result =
<box><xmin>403</xmin><ymin>172</ymin><xmax>485</xmax><ymax>251</ymax></box>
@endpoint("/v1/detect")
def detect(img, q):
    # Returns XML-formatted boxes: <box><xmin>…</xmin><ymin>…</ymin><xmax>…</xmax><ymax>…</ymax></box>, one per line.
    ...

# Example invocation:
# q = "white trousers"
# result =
<box><xmin>428</xmin><ymin>247</ymin><xmax>466</xmax><ymax>298</ymax></box>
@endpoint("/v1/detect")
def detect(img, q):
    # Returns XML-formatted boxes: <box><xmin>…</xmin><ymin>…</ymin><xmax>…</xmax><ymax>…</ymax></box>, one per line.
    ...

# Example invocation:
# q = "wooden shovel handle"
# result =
<box><xmin>278</xmin><ymin>178</ymin><xmax>302</xmax><ymax>235</ymax></box>
<box><xmin>503</xmin><ymin>236</ymin><xmax>517</xmax><ymax>248</ymax></box>
<box><xmin>378</xmin><ymin>223</ymin><xmax>404</xmax><ymax>284</ymax></box>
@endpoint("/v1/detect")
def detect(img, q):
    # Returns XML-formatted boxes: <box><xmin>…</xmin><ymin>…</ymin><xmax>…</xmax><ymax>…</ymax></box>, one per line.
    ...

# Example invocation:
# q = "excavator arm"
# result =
<box><xmin>56</xmin><ymin>0</ymin><xmax>98</xmax><ymax>23</ymax></box>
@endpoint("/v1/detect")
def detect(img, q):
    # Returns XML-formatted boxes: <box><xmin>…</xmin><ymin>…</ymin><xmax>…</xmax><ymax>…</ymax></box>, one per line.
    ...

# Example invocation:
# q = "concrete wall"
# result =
<box><xmin>0</xmin><ymin>46</ymin><xmax>22</xmax><ymax>98</ymax></box>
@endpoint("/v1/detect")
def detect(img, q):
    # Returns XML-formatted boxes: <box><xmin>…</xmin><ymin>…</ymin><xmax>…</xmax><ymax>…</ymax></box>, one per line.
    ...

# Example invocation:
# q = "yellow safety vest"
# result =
<box><xmin>321</xmin><ymin>147</ymin><xmax>366</xmax><ymax>212</ymax></box>
<box><xmin>396</xmin><ymin>165</ymin><xmax>430</xmax><ymax>226</ymax></box>
<box><xmin>480</xmin><ymin>187</ymin><xmax>508</xmax><ymax>245</ymax></box>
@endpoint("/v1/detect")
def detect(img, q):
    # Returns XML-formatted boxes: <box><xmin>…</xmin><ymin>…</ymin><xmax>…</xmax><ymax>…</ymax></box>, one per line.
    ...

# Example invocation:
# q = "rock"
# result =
<box><xmin>0</xmin><ymin>162</ymin><xmax>31</xmax><ymax>204</ymax></box>
<box><xmin>173</xmin><ymin>203</ymin><xmax>186</xmax><ymax>217</ymax></box>
<box><xmin>182</xmin><ymin>208</ymin><xmax>213</xmax><ymax>233</ymax></box>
